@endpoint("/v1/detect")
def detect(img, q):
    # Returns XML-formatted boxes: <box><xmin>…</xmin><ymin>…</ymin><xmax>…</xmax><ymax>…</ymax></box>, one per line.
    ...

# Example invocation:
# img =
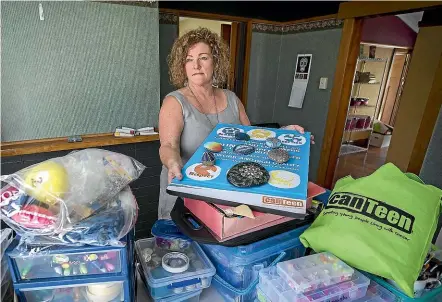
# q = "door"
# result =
<box><xmin>380</xmin><ymin>50</ymin><xmax>408</xmax><ymax>126</ymax></box>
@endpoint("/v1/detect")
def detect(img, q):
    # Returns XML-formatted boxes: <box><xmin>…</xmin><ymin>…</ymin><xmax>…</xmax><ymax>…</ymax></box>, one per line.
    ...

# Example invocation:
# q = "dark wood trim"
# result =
<box><xmin>1</xmin><ymin>133</ymin><xmax>159</xmax><ymax>157</ymax></box>
<box><xmin>338</xmin><ymin>1</ymin><xmax>442</xmax><ymax>19</ymax></box>
<box><xmin>229</xmin><ymin>22</ymin><xmax>239</xmax><ymax>91</ymax></box>
<box><xmin>281</xmin><ymin>14</ymin><xmax>338</xmax><ymax>25</ymax></box>
<box><xmin>159</xmin><ymin>8</ymin><xmax>249</xmax><ymax>22</ymax></box>
<box><xmin>240</xmin><ymin>21</ymin><xmax>253</xmax><ymax>107</ymax></box>
<box><xmin>316</xmin><ymin>18</ymin><xmax>363</xmax><ymax>188</ymax></box>
<box><xmin>408</xmin><ymin>53</ymin><xmax>442</xmax><ymax>174</ymax></box>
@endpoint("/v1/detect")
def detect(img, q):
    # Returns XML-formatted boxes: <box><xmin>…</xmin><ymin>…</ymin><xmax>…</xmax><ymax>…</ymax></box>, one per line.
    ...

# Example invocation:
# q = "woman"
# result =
<box><xmin>158</xmin><ymin>27</ymin><xmax>311</xmax><ymax>219</ymax></box>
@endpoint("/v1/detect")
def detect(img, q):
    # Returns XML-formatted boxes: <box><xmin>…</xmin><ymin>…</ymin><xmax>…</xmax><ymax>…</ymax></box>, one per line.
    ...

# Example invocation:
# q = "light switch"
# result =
<box><xmin>319</xmin><ymin>77</ymin><xmax>328</xmax><ymax>90</ymax></box>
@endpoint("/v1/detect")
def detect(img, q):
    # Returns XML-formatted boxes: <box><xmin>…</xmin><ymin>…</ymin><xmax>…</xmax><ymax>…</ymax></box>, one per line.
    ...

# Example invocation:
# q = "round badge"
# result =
<box><xmin>268</xmin><ymin>148</ymin><xmax>290</xmax><ymax>164</ymax></box>
<box><xmin>268</xmin><ymin>170</ymin><xmax>300</xmax><ymax>189</ymax></box>
<box><xmin>201</xmin><ymin>151</ymin><xmax>215</xmax><ymax>166</ymax></box>
<box><xmin>278</xmin><ymin>134</ymin><xmax>307</xmax><ymax>146</ymax></box>
<box><xmin>265</xmin><ymin>137</ymin><xmax>282</xmax><ymax>148</ymax></box>
<box><xmin>233</xmin><ymin>144</ymin><xmax>255</xmax><ymax>155</ymax></box>
<box><xmin>247</xmin><ymin>129</ymin><xmax>276</xmax><ymax>141</ymax></box>
<box><xmin>185</xmin><ymin>163</ymin><xmax>221</xmax><ymax>181</ymax></box>
<box><xmin>227</xmin><ymin>162</ymin><xmax>270</xmax><ymax>188</ymax></box>
<box><xmin>204</xmin><ymin>142</ymin><xmax>223</xmax><ymax>153</ymax></box>
<box><xmin>235</xmin><ymin>132</ymin><xmax>250</xmax><ymax>141</ymax></box>
<box><xmin>217</xmin><ymin>127</ymin><xmax>243</xmax><ymax>139</ymax></box>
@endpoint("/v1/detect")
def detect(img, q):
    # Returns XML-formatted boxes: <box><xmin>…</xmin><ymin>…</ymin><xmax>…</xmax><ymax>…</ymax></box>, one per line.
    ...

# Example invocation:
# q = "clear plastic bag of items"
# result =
<box><xmin>0</xmin><ymin>148</ymin><xmax>144</xmax><ymax>247</ymax></box>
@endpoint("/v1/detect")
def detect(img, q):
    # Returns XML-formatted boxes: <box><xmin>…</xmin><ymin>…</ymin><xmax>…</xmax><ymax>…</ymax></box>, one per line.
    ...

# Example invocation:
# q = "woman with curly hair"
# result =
<box><xmin>158</xmin><ymin>27</ymin><xmax>308</xmax><ymax>219</ymax></box>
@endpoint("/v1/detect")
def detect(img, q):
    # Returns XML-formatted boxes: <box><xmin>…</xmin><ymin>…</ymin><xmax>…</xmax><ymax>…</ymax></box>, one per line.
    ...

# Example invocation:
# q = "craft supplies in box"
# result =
<box><xmin>181</xmin><ymin>182</ymin><xmax>325</xmax><ymax>242</ymax></box>
<box><xmin>353</xmin><ymin>281</ymin><xmax>395</xmax><ymax>302</ymax></box>
<box><xmin>151</xmin><ymin>219</ymin><xmax>192</xmax><ymax>251</ymax></box>
<box><xmin>259</xmin><ymin>266</ymin><xmax>369</xmax><ymax>302</ymax></box>
<box><xmin>6</xmin><ymin>233</ymin><xmax>130</xmax><ymax>282</ymax></box>
<box><xmin>14</xmin><ymin>279</ymin><xmax>128</xmax><ymax>302</ymax></box>
<box><xmin>201</xmin><ymin>225</ymin><xmax>310</xmax><ymax>302</ymax></box>
<box><xmin>276</xmin><ymin>252</ymin><xmax>354</xmax><ymax>293</ymax></box>
<box><xmin>0</xmin><ymin>148</ymin><xmax>142</xmax><ymax>247</ymax></box>
<box><xmin>167</xmin><ymin>123</ymin><xmax>311</xmax><ymax>217</ymax></box>
<box><xmin>135</xmin><ymin>238</ymin><xmax>215</xmax><ymax>299</ymax></box>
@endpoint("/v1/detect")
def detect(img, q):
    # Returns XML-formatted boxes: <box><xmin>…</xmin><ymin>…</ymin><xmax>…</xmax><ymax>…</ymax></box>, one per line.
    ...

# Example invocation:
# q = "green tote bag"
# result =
<box><xmin>300</xmin><ymin>163</ymin><xmax>442</xmax><ymax>297</ymax></box>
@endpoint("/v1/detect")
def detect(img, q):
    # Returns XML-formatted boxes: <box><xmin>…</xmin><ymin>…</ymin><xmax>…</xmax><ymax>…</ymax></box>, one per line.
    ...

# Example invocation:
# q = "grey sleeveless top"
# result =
<box><xmin>158</xmin><ymin>89</ymin><xmax>241</xmax><ymax>219</ymax></box>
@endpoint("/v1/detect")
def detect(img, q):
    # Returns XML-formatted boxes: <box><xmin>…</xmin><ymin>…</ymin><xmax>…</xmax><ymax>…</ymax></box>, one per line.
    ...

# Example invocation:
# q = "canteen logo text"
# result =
<box><xmin>326</xmin><ymin>192</ymin><xmax>415</xmax><ymax>234</ymax></box>
<box><xmin>262</xmin><ymin>196</ymin><xmax>304</xmax><ymax>208</ymax></box>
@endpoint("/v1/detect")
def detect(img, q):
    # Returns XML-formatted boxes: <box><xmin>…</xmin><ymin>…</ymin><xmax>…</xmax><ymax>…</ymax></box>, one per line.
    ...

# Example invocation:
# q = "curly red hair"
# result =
<box><xmin>167</xmin><ymin>27</ymin><xmax>230</xmax><ymax>88</ymax></box>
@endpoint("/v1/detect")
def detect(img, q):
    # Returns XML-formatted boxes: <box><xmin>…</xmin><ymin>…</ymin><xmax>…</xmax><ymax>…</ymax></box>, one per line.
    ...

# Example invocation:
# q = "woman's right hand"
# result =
<box><xmin>167</xmin><ymin>162</ymin><xmax>183</xmax><ymax>184</ymax></box>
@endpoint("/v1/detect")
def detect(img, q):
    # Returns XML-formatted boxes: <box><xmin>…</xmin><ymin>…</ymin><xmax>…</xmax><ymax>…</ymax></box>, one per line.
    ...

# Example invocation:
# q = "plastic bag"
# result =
<box><xmin>11</xmin><ymin>186</ymin><xmax>138</xmax><ymax>252</ymax></box>
<box><xmin>0</xmin><ymin>148</ymin><xmax>144</xmax><ymax>243</ymax></box>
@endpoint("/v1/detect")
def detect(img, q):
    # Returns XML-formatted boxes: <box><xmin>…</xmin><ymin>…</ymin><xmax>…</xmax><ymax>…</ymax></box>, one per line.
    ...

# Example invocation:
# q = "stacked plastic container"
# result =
<box><xmin>257</xmin><ymin>252</ymin><xmax>370</xmax><ymax>302</ymax></box>
<box><xmin>1</xmin><ymin>228</ymin><xmax>14</xmax><ymax>302</ymax></box>
<box><xmin>6</xmin><ymin>230</ymin><xmax>135</xmax><ymax>302</ymax></box>
<box><xmin>135</xmin><ymin>220</ymin><xmax>216</xmax><ymax>301</ymax></box>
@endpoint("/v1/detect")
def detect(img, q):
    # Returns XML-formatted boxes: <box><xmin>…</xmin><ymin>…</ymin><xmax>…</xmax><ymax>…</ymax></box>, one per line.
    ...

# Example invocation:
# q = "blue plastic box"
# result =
<box><xmin>6</xmin><ymin>234</ymin><xmax>132</xmax><ymax>282</ymax></box>
<box><xmin>135</xmin><ymin>238</ymin><xmax>216</xmax><ymax>299</ymax></box>
<box><xmin>367</xmin><ymin>274</ymin><xmax>442</xmax><ymax>302</ymax></box>
<box><xmin>13</xmin><ymin>274</ymin><xmax>131</xmax><ymax>302</ymax></box>
<box><xmin>202</xmin><ymin>224</ymin><xmax>309</xmax><ymax>302</ymax></box>
<box><xmin>201</xmin><ymin>190</ymin><xmax>331</xmax><ymax>302</ymax></box>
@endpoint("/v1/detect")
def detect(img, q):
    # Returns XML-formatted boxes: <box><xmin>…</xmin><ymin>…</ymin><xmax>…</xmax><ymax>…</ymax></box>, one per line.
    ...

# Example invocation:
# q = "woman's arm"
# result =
<box><xmin>159</xmin><ymin>96</ymin><xmax>185</xmax><ymax>182</ymax></box>
<box><xmin>236</xmin><ymin>98</ymin><xmax>251</xmax><ymax>126</ymax></box>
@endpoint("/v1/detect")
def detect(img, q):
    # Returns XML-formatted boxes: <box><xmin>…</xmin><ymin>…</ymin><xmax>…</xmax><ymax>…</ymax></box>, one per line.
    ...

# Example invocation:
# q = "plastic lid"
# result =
<box><xmin>353</xmin><ymin>282</ymin><xmax>396</xmax><ymax>302</ymax></box>
<box><xmin>153</xmin><ymin>289</ymin><xmax>202</xmax><ymax>302</ymax></box>
<box><xmin>201</xmin><ymin>224</ymin><xmax>309</xmax><ymax>267</ymax></box>
<box><xmin>276</xmin><ymin>252</ymin><xmax>355</xmax><ymax>293</ymax></box>
<box><xmin>135</xmin><ymin>238</ymin><xmax>215</xmax><ymax>288</ymax></box>
<box><xmin>259</xmin><ymin>266</ymin><xmax>369</xmax><ymax>302</ymax></box>
<box><xmin>151</xmin><ymin>220</ymin><xmax>191</xmax><ymax>241</ymax></box>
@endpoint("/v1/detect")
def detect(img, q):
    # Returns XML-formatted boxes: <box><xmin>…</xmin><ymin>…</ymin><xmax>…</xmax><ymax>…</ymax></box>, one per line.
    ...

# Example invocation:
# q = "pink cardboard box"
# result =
<box><xmin>184</xmin><ymin>182</ymin><xmax>326</xmax><ymax>242</ymax></box>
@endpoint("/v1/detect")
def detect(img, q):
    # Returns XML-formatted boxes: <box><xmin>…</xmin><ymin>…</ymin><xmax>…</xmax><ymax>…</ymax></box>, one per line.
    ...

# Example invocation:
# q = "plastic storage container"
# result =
<box><xmin>151</xmin><ymin>219</ymin><xmax>192</xmax><ymax>251</ymax></box>
<box><xmin>353</xmin><ymin>281</ymin><xmax>396</xmax><ymax>302</ymax></box>
<box><xmin>135</xmin><ymin>238</ymin><xmax>215</xmax><ymax>299</ymax></box>
<box><xmin>202</xmin><ymin>224</ymin><xmax>310</xmax><ymax>302</ymax></box>
<box><xmin>259</xmin><ymin>266</ymin><xmax>369</xmax><ymax>302</ymax></box>
<box><xmin>6</xmin><ymin>238</ymin><xmax>129</xmax><ymax>282</ymax></box>
<box><xmin>367</xmin><ymin>273</ymin><xmax>442</xmax><ymax>302</ymax></box>
<box><xmin>14</xmin><ymin>278</ymin><xmax>129</xmax><ymax>302</ymax></box>
<box><xmin>202</xmin><ymin>190</ymin><xmax>331</xmax><ymax>302</ymax></box>
<box><xmin>276</xmin><ymin>252</ymin><xmax>354</xmax><ymax>293</ymax></box>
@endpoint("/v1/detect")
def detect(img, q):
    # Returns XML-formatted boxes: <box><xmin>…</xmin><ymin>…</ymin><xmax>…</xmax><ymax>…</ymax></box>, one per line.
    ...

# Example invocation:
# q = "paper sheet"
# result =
<box><xmin>288</xmin><ymin>54</ymin><xmax>312</xmax><ymax>108</ymax></box>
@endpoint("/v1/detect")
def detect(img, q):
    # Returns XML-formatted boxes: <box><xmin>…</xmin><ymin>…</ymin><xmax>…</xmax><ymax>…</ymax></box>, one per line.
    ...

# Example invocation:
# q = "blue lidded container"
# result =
<box><xmin>151</xmin><ymin>220</ymin><xmax>193</xmax><ymax>251</ymax></box>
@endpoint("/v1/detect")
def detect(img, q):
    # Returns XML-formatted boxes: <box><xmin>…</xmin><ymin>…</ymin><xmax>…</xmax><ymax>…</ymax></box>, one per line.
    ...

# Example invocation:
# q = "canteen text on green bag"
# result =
<box><xmin>327</xmin><ymin>192</ymin><xmax>414</xmax><ymax>238</ymax></box>
<box><xmin>300</xmin><ymin>163</ymin><xmax>442</xmax><ymax>298</ymax></box>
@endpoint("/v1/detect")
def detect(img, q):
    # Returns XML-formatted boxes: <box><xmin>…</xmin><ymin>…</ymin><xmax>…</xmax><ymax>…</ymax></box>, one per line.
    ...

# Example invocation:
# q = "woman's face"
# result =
<box><xmin>185</xmin><ymin>42</ymin><xmax>214</xmax><ymax>86</ymax></box>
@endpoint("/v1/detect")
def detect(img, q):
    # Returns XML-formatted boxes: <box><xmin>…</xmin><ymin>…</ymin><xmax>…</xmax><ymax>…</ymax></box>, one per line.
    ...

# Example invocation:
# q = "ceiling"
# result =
<box><xmin>160</xmin><ymin>1</ymin><xmax>343</xmax><ymax>22</ymax></box>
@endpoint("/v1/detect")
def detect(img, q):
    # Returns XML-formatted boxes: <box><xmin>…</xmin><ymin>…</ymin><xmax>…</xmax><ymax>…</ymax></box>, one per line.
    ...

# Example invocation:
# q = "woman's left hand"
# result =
<box><xmin>282</xmin><ymin>125</ymin><xmax>315</xmax><ymax>144</ymax></box>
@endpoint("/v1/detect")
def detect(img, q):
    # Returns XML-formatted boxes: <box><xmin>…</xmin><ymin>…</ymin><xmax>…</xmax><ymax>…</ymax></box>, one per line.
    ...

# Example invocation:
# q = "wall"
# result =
<box><xmin>361</xmin><ymin>15</ymin><xmax>417</xmax><ymax>48</ymax></box>
<box><xmin>1</xmin><ymin>2</ymin><xmax>160</xmax><ymax>142</ymax></box>
<box><xmin>1</xmin><ymin>142</ymin><xmax>162</xmax><ymax>239</ymax></box>
<box><xmin>159</xmin><ymin>14</ymin><xmax>178</xmax><ymax>101</ymax></box>
<box><xmin>179</xmin><ymin>17</ymin><xmax>231</xmax><ymax>37</ymax></box>
<box><xmin>386</xmin><ymin>26</ymin><xmax>442</xmax><ymax>171</ymax></box>
<box><xmin>246</xmin><ymin>21</ymin><xmax>343</xmax><ymax>181</ymax></box>
<box><xmin>420</xmin><ymin>106</ymin><xmax>442</xmax><ymax>189</ymax></box>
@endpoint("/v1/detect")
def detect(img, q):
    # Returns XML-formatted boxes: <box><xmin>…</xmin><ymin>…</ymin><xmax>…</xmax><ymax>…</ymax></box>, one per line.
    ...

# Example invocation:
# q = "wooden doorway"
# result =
<box><xmin>379</xmin><ymin>50</ymin><xmax>411</xmax><ymax>126</ymax></box>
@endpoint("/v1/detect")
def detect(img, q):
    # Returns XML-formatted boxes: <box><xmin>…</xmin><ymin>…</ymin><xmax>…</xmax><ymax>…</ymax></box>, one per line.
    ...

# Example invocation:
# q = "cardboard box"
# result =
<box><xmin>184</xmin><ymin>182</ymin><xmax>326</xmax><ymax>241</ymax></box>
<box><xmin>370</xmin><ymin>132</ymin><xmax>392</xmax><ymax>148</ymax></box>
<box><xmin>168</xmin><ymin>124</ymin><xmax>311</xmax><ymax>217</ymax></box>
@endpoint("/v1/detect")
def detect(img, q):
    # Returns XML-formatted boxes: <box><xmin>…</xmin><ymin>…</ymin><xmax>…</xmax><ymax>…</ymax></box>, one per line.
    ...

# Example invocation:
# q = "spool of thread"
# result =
<box><xmin>87</xmin><ymin>282</ymin><xmax>122</xmax><ymax>302</ymax></box>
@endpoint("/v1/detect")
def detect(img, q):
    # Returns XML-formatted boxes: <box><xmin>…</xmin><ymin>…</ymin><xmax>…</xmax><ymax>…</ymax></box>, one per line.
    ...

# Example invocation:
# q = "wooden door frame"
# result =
<box><xmin>316</xmin><ymin>1</ymin><xmax>442</xmax><ymax>188</ymax></box>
